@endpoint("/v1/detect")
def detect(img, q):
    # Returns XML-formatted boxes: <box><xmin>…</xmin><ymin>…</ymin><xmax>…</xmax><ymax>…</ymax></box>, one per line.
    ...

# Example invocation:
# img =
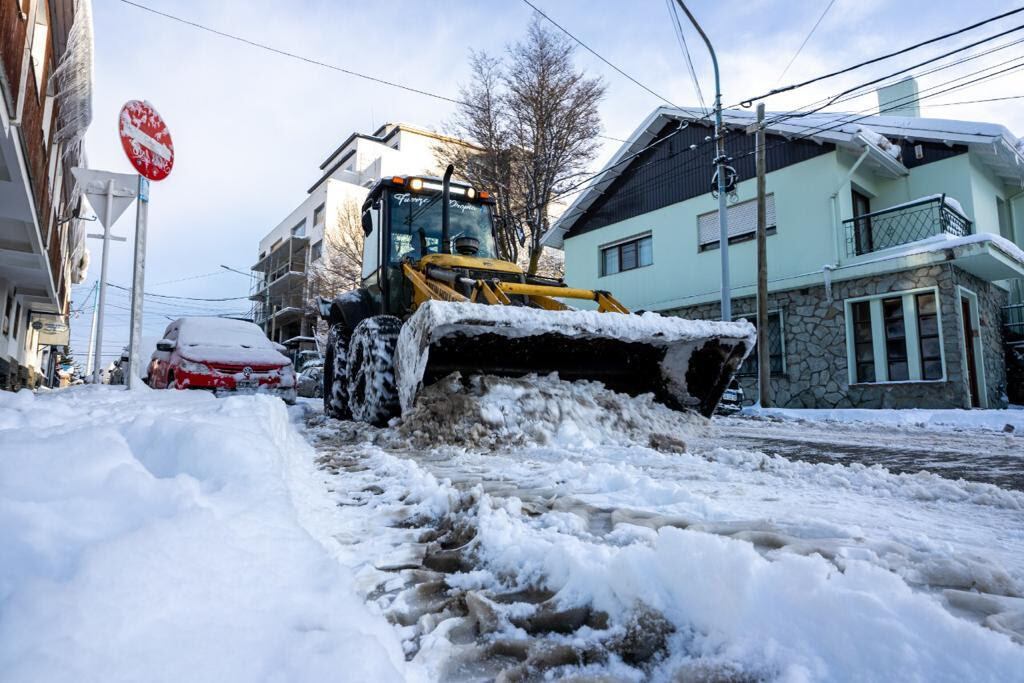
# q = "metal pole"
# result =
<box><xmin>127</xmin><ymin>176</ymin><xmax>149</xmax><ymax>389</ymax></box>
<box><xmin>85</xmin><ymin>280</ymin><xmax>98</xmax><ymax>377</ymax></box>
<box><xmin>675</xmin><ymin>1</ymin><xmax>730</xmax><ymax>320</ymax></box>
<box><xmin>755</xmin><ymin>103</ymin><xmax>771</xmax><ymax>407</ymax></box>
<box><xmin>92</xmin><ymin>179</ymin><xmax>114</xmax><ymax>383</ymax></box>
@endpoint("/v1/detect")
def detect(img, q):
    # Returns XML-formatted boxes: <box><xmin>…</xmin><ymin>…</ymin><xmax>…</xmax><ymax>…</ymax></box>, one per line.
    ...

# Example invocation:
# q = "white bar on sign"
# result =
<box><xmin>122</xmin><ymin>121</ymin><xmax>172</xmax><ymax>161</ymax></box>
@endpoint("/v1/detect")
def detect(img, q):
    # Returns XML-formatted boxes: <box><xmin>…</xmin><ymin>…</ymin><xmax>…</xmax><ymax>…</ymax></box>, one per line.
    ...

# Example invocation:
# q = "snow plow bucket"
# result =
<box><xmin>395</xmin><ymin>301</ymin><xmax>756</xmax><ymax>418</ymax></box>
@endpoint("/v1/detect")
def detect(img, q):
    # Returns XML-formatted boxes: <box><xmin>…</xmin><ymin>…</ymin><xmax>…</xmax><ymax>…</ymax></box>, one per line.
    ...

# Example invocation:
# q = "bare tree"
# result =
<box><xmin>307</xmin><ymin>198</ymin><xmax>364</xmax><ymax>304</ymax></box>
<box><xmin>438</xmin><ymin>17</ymin><xmax>604</xmax><ymax>275</ymax></box>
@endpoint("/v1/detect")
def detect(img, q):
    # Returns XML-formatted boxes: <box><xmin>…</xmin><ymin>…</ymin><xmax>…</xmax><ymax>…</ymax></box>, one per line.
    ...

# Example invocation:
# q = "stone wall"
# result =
<box><xmin>664</xmin><ymin>264</ymin><xmax>1009</xmax><ymax>409</ymax></box>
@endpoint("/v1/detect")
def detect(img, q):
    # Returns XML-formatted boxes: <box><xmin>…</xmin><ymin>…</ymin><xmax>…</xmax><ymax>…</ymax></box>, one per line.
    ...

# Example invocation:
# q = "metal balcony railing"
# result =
<box><xmin>843</xmin><ymin>194</ymin><xmax>972</xmax><ymax>258</ymax></box>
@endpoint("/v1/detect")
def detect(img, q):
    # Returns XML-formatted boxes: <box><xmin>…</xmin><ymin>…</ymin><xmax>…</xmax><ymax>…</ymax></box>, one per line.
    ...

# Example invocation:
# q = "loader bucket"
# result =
<box><xmin>395</xmin><ymin>301</ymin><xmax>755</xmax><ymax>418</ymax></box>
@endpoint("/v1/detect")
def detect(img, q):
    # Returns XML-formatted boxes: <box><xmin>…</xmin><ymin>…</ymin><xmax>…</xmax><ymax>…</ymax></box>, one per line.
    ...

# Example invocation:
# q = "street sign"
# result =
<box><xmin>71</xmin><ymin>168</ymin><xmax>138</xmax><ymax>229</ymax></box>
<box><xmin>118</xmin><ymin>100</ymin><xmax>174</xmax><ymax>181</ymax></box>
<box><xmin>31</xmin><ymin>313</ymin><xmax>70</xmax><ymax>346</ymax></box>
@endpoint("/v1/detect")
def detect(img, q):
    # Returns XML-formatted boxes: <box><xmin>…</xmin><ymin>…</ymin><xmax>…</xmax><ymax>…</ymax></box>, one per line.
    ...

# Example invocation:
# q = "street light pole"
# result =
<box><xmin>674</xmin><ymin>1</ymin><xmax>731</xmax><ymax>320</ymax></box>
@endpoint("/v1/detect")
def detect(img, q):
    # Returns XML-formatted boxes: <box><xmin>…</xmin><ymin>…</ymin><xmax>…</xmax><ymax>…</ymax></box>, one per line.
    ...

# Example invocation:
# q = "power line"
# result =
<box><xmin>927</xmin><ymin>94</ymin><xmax>1024</xmax><ymax>106</ymax></box>
<box><xmin>775</xmin><ymin>0</ymin><xmax>838</xmax><ymax>84</ymax></box>
<box><xmin>519</xmin><ymin>0</ymin><xmax>701</xmax><ymax>116</ymax></box>
<box><xmin>119</xmin><ymin>0</ymin><xmax>631</xmax><ymax>147</ymax></box>
<box><xmin>104</xmin><ymin>282</ymin><xmax>251</xmax><ymax>301</ymax></box>
<box><xmin>665</xmin><ymin>0</ymin><xmax>707</xmax><ymax>112</ymax></box>
<box><xmin>739</xmin><ymin>6</ymin><xmax>1024</xmax><ymax>105</ymax></box>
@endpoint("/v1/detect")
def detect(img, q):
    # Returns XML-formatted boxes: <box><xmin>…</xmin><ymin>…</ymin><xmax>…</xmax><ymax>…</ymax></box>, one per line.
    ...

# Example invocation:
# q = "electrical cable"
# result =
<box><xmin>665</xmin><ymin>0</ymin><xmax>707</xmax><ymax>112</ymax></box>
<box><xmin>738</xmin><ymin>6</ymin><xmax>1024</xmax><ymax>105</ymax></box>
<box><xmin>775</xmin><ymin>0</ymin><xmax>838</xmax><ymax>84</ymax></box>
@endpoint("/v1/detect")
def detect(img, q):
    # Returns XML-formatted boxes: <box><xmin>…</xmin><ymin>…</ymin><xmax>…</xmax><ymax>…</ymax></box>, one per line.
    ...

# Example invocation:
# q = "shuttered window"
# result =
<box><xmin>698</xmin><ymin>194</ymin><xmax>776</xmax><ymax>250</ymax></box>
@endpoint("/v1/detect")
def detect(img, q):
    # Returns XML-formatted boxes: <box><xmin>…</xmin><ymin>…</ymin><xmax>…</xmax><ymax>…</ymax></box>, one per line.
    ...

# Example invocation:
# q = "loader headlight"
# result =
<box><xmin>465</xmin><ymin>187</ymin><xmax>476</xmax><ymax>199</ymax></box>
<box><xmin>409</xmin><ymin>178</ymin><xmax>424</xmax><ymax>192</ymax></box>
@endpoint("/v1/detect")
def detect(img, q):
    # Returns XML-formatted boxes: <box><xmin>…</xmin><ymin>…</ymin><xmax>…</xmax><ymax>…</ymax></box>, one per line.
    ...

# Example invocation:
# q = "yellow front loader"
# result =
<box><xmin>317</xmin><ymin>166</ymin><xmax>754</xmax><ymax>426</ymax></box>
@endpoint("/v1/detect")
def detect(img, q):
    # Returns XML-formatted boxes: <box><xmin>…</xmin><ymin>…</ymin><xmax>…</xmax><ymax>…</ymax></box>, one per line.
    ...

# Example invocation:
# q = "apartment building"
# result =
<box><xmin>0</xmin><ymin>0</ymin><xmax>92</xmax><ymax>389</ymax></box>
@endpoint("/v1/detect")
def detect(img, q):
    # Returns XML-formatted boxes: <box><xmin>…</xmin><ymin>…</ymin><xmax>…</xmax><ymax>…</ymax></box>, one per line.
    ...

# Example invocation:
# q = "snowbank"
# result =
<box><xmin>392</xmin><ymin>372</ymin><xmax>704</xmax><ymax>451</ymax></box>
<box><xmin>0</xmin><ymin>386</ymin><xmax>411</xmax><ymax>682</ymax></box>
<box><xmin>742</xmin><ymin>405</ymin><xmax>1024</xmax><ymax>433</ymax></box>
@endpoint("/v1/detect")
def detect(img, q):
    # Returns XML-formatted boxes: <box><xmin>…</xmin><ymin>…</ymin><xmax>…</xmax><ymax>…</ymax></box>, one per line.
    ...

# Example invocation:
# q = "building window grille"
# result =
<box><xmin>916</xmin><ymin>292</ymin><xmax>942</xmax><ymax>381</ymax></box>
<box><xmin>851</xmin><ymin>300</ymin><xmax>875</xmax><ymax>383</ymax></box>
<box><xmin>883</xmin><ymin>297</ymin><xmax>909</xmax><ymax>381</ymax></box>
<box><xmin>735</xmin><ymin>311</ymin><xmax>785</xmax><ymax>377</ymax></box>
<box><xmin>600</xmin><ymin>234</ymin><xmax>652</xmax><ymax>276</ymax></box>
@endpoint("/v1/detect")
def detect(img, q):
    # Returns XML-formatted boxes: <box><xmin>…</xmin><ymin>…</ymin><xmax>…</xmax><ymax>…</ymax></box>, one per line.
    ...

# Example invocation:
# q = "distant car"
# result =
<box><xmin>716</xmin><ymin>379</ymin><xmax>744</xmax><ymax>415</ymax></box>
<box><xmin>296</xmin><ymin>363</ymin><xmax>324</xmax><ymax>398</ymax></box>
<box><xmin>148</xmin><ymin>317</ymin><xmax>296</xmax><ymax>403</ymax></box>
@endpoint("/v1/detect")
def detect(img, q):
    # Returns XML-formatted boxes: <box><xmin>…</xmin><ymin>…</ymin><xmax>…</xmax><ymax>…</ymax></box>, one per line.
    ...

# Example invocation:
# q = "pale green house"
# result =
<box><xmin>543</xmin><ymin>105</ymin><xmax>1024</xmax><ymax>409</ymax></box>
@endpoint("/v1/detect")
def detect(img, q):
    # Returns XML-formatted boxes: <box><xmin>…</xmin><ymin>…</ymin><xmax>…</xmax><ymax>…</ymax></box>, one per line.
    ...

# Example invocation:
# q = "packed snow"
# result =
<box><xmin>5</xmin><ymin>374</ymin><xmax>1024</xmax><ymax>681</ymax></box>
<box><xmin>305</xmin><ymin>374</ymin><xmax>1024</xmax><ymax>681</ymax></box>
<box><xmin>743</xmin><ymin>404</ymin><xmax>1024</xmax><ymax>434</ymax></box>
<box><xmin>0</xmin><ymin>386</ymin><xmax>413</xmax><ymax>682</ymax></box>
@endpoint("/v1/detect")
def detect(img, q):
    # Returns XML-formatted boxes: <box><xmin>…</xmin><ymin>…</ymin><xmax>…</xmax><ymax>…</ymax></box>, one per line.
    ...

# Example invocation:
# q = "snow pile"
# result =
<box><xmin>393</xmin><ymin>372</ymin><xmax>704</xmax><ymax>451</ymax></box>
<box><xmin>465</xmin><ymin>495</ymin><xmax>1024</xmax><ymax>680</ymax></box>
<box><xmin>743</xmin><ymin>405</ymin><xmax>1024</xmax><ymax>434</ymax></box>
<box><xmin>857</xmin><ymin>125</ymin><xmax>901</xmax><ymax>159</ymax></box>
<box><xmin>0</xmin><ymin>386</ymin><xmax>412</xmax><ymax>682</ymax></box>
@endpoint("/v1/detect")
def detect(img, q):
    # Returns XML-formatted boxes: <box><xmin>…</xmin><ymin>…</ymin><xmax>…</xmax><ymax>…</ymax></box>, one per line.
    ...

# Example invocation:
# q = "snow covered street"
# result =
<box><xmin>3</xmin><ymin>381</ymin><xmax>1024</xmax><ymax>681</ymax></box>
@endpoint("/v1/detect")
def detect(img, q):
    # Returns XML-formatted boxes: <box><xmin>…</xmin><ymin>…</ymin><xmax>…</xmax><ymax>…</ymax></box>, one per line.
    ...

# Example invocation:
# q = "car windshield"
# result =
<box><xmin>388</xmin><ymin>190</ymin><xmax>498</xmax><ymax>262</ymax></box>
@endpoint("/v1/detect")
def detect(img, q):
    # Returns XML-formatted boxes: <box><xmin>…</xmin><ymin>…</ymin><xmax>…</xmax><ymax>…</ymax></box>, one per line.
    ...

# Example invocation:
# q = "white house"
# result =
<box><xmin>544</xmin><ymin>93</ymin><xmax>1024</xmax><ymax>409</ymax></box>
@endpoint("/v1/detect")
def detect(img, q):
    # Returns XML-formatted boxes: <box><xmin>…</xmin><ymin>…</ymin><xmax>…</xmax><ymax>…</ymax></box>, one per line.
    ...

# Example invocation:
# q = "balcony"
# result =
<box><xmin>844</xmin><ymin>194</ymin><xmax>972</xmax><ymax>258</ymax></box>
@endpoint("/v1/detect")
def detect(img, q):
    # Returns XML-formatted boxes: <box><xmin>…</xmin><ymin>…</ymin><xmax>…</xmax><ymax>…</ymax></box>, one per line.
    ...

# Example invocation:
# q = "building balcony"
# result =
<box><xmin>843</xmin><ymin>194</ymin><xmax>972</xmax><ymax>258</ymax></box>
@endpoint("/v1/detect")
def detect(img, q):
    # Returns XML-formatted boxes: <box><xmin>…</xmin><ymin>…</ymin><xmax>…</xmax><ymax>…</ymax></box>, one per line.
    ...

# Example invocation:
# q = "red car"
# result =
<box><xmin>148</xmin><ymin>317</ymin><xmax>296</xmax><ymax>403</ymax></box>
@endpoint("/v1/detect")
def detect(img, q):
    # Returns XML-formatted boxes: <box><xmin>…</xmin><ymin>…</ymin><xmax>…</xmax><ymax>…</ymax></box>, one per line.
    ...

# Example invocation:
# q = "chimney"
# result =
<box><xmin>877</xmin><ymin>76</ymin><xmax>920</xmax><ymax>118</ymax></box>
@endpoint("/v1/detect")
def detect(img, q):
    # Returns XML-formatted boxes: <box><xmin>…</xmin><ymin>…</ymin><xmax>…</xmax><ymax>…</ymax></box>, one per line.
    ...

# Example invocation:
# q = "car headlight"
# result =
<box><xmin>178</xmin><ymin>359</ymin><xmax>211</xmax><ymax>374</ymax></box>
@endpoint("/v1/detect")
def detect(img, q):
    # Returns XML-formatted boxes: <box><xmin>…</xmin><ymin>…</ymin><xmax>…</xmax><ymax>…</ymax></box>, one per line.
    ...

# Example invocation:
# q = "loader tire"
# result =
<box><xmin>323</xmin><ymin>323</ymin><xmax>352</xmax><ymax>420</ymax></box>
<box><xmin>346</xmin><ymin>315</ymin><xmax>402</xmax><ymax>426</ymax></box>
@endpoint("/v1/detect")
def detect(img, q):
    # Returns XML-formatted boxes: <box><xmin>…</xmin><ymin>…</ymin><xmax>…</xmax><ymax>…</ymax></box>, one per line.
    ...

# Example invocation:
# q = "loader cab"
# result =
<box><xmin>360</xmin><ymin>175</ymin><xmax>499</xmax><ymax>315</ymax></box>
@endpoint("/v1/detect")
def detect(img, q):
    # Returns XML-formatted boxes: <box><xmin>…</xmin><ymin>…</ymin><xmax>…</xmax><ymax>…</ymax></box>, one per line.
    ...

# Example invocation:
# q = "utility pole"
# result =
<box><xmin>126</xmin><ymin>177</ymin><xmax>150</xmax><ymax>390</ymax></box>
<box><xmin>755</xmin><ymin>103</ymin><xmax>771</xmax><ymax>408</ymax></box>
<box><xmin>92</xmin><ymin>179</ymin><xmax>115</xmax><ymax>384</ymax></box>
<box><xmin>676</xmin><ymin>1</ymin><xmax>731</xmax><ymax>320</ymax></box>
<box><xmin>84</xmin><ymin>280</ymin><xmax>99</xmax><ymax>377</ymax></box>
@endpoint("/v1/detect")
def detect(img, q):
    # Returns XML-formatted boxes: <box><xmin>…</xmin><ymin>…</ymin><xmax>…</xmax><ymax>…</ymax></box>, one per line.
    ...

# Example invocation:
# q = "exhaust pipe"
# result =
<box><xmin>440</xmin><ymin>164</ymin><xmax>454</xmax><ymax>254</ymax></box>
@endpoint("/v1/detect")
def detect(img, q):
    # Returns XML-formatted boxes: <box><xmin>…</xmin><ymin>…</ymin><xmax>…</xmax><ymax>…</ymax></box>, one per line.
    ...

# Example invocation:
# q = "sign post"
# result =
<box><xmin>118</xmin><ymin>100</ymin><xmax>174</xmax><ymax>389</ymax></box>
<box><xmin>71</xmin><ymin>168</ymin><xmax>138</xmax><ymax>383</ymax></box>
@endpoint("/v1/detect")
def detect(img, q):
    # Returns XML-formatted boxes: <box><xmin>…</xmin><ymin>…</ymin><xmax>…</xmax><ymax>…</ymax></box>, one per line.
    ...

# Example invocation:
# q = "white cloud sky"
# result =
<box><xmin>72</xmin><ymin>0</ymin><xmax>1024</xmax><ymax>362</ymax></box>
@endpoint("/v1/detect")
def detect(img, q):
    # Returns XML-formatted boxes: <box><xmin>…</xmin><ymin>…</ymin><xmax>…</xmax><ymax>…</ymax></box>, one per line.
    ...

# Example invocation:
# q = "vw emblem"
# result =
<box><xmin>242</xmin><ymin>366</ymin><xmax>253</xmax><ymax>378</ymax></box>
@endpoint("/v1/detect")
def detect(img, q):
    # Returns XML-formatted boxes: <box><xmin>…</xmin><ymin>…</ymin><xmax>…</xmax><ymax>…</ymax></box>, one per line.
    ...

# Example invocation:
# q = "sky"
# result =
<box><xmin>70</xmin><ymin>0</ymin><xmax>1024</xmax><ymax>367</ymax></box>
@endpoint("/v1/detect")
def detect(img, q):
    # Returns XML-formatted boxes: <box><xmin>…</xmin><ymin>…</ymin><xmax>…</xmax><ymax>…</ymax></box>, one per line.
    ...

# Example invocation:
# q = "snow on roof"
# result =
<box><xmin>543</xmin><ymin>106</ymin><xmax>1024</xmax><ymax>249</ymax></box>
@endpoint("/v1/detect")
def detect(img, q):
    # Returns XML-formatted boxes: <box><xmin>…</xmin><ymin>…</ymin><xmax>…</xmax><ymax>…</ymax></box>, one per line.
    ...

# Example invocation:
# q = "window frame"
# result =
<box><xmin>311</xmin><ymin>240</ymin><xmax>323</xmax><ymax>262</ymax></box>
<box><xmin>313</xmin><ymin>203</ymin><xmax>326</xmax><ymax>229</ymax></box>
<box><xmin>599</xmin><ymin>232</ymin><xmax>653</xmax><ymax>277</ymax></box>
<box><xmin>733</xmin><ymin>309</ymin><xmax>786</xmax><ymax>377</ymax></box>
<box><xmin>291</xmin><ymin>219</ymin><xmax>306</xmax><ymax>238</ymax></box>
<box><xmin>844</xmin><ymin>286</ymin><xmax>947</xmax><ymax>385</ymax></box>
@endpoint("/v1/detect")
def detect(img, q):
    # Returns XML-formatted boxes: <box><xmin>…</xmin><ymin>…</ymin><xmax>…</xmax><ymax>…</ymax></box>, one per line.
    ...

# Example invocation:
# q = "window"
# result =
<box><xmin>12</xmin><ymin>303</ymin><xmax>21</xmax><ymax>340</ymax></box>
<box><xmin>2</xmin><ymin>293</ymin><xmax>12</xmax><ymax>336</ymax></box>
<box><xmin>291</xmin><ymin>220</ymin><xmax>306</xmax><ymax>237</ymax></box>
<box><xmin>698</xmin><ymin>194</ymin><xmax>776</xmax><ymax>251</ymax></box>
<box><xmin>851</xmin><ymin>301</ymin><xmax>875</xmax><ymax>383</ymax></box>
<box><xmin>313</xmin><ymin>203</ymin><xmax>325</xmax><ymax>228</ymax></box>
<box><xmin>311</xmin><ymin>240</ymin><xmax>323</xmax><ymax>262</ymax></box>
<box><xmin>601</xmin><ymin>234</ymin><xmax>652</xmax><ymax>276</ymax></box>
<box><xmin>736</xmin><ymin>311</ymin><xmax>785</xmax><ymax>377</ymax></box>
<box><xmin>916</xmin><ymin>292</ymin><xmax>942</xmax><ymax>380</ymax></box>
<box><xmin>852</xmin><ymin>189</ymin><xmax>873</xmax><ymax>255</ymax></box>
<box><xmin>846</xmin><ymin>289</ymin><xmax>944</xmax><ymax>384</ymax></box>
<box><xmin>883</xmin><ymin>297</ymin><xmax>909</xmax><ymax>381</ymax></box>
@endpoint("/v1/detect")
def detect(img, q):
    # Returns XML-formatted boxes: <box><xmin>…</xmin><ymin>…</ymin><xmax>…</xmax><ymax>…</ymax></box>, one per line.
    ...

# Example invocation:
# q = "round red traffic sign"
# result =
<box><xmin>118</xmin><ymin>100</ymin><xmax>174</xmax><ymax>181</ymax></box>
